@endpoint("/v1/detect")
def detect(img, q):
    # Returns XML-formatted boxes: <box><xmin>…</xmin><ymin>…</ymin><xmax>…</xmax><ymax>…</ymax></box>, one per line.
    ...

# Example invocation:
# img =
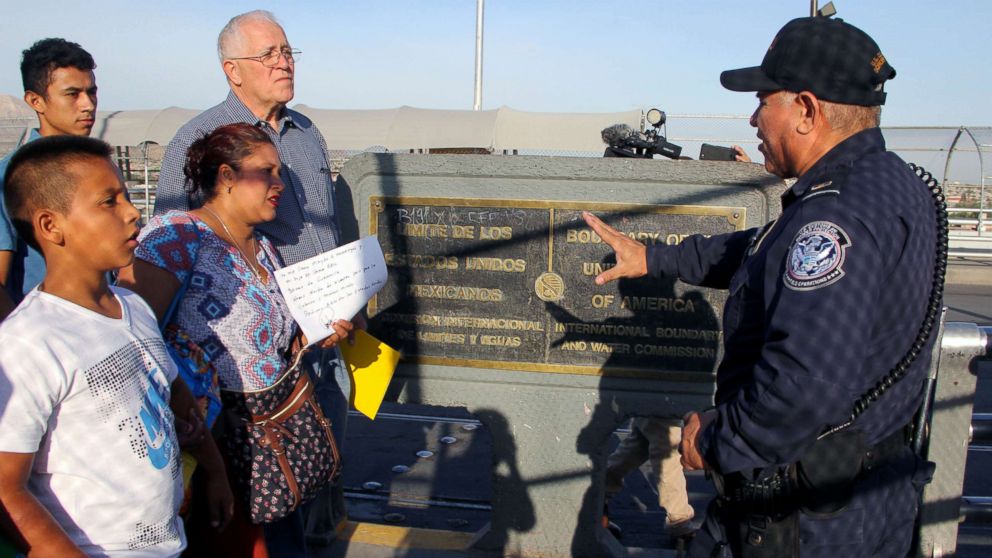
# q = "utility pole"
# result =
<box><xmin>474</xmin><ymin>0</ymin><xmax>484</xmax><ymax>111</ymax></box>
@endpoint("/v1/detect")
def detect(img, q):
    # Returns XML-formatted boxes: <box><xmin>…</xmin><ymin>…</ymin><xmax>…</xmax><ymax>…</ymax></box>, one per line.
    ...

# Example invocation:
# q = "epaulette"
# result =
<box><xmin>799</xmin><ymin>165</ymin><xmax>851</xmax><ymax>202</ymax></box>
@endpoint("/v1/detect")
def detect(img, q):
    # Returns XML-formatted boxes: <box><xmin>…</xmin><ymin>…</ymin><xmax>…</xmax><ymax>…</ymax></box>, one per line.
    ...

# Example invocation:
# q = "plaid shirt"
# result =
<box><xmin>154</xmin><ymin>91</ymin><xmax>339</xmax><ymax>265</ymax></box>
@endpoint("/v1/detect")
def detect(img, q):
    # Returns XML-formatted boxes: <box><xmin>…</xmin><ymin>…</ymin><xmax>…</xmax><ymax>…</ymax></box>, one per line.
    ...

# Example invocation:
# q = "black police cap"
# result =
<box><xmin>720</xmin><ymin>17</ymin><xmax>896</xmax><ymax>106</ymax></box>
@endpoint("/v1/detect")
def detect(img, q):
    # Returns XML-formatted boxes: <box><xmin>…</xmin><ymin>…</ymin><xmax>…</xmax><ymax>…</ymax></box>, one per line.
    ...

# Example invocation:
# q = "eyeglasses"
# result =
<box><xmin>228</xmin><ymin>48</ymin><xmax>301</xmax><ymax>68</ymax></box>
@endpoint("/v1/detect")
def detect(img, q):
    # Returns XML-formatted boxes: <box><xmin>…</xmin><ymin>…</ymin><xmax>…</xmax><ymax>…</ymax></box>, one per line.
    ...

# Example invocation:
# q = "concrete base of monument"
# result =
<box><xmin>303</xmin><ymin>402</ymin><xmax>702</xmax><ymax>558</ymax></box>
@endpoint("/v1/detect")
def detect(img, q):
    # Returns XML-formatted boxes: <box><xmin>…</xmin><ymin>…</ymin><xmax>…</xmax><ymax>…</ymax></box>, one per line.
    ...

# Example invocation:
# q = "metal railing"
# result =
<box><xmin>114</xmin><ymin>143</ymin><xmax>160</xmax><ymax>223</ymax></box>
<box><xmin>962</xmin><ymin>336</ymin><xmax>992</xmax><ymax>527</ymax></box>
<box><xmin>916</xmin><ymin>322</ymin><xmax>992</xmax><ymax>558</ymax></box>
<box><xmin>920</xmin><ymin>324</ymin><xmax>992</xmax><ymax>557</ymax></box>
<box><xmin>947</xmin><ymin>207</ymin><xmax>992</xmax><ymax>258</ymax></box>
<box><xmin>939</xmin><ymin>127</ymin><xmax>990</xmax><ymax>257</ymax></box>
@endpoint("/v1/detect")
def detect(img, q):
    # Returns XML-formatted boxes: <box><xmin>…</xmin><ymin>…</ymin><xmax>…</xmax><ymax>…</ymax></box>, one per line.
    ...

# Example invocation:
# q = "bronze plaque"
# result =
<box><xmin>368</xmin><ymin>197</ymin><xmax>745</xmax><ymax>377</ymax></box>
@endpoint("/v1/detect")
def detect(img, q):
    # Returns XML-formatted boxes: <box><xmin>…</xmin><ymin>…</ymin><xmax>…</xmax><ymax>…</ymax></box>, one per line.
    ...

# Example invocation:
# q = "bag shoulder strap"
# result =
<box><xmin>161</xmin><ymin>213</ymin><xmax>204</xmax><ymax>329</ymax></box>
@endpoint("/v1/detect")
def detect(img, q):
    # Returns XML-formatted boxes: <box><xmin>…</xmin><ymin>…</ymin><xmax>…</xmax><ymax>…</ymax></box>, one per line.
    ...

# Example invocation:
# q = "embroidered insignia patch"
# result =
<box><xmin>784</xmin><ymin>221</ymin><xmax>852</xmax><ymax>291</ymax></box>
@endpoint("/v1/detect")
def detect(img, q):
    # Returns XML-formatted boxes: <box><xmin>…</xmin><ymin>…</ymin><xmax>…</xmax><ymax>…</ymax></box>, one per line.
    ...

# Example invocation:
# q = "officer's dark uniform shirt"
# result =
<box><xmin>647</xmin><ymin>127</ymin><xmax>938</xmax><ymax>475</ymax></box>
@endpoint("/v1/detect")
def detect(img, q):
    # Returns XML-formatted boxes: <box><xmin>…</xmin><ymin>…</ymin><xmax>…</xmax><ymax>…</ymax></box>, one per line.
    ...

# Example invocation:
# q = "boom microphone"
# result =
<box><xmin>600</xmin><ymin>109</ymin><xmax>682</xmax><ymax>159</ymax></box>
<box><xmin>601</xmin><ymin>123</ymin><xmax>637</xmax><ymax>147</ymax></box>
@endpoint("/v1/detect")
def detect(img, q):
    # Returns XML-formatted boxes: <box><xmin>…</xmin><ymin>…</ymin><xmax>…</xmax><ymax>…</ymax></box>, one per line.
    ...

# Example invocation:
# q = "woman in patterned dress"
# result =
<box><xmin>118</xmin><ymin>122</ymin><xmax>352</xmax><ymax>558</ymax></box>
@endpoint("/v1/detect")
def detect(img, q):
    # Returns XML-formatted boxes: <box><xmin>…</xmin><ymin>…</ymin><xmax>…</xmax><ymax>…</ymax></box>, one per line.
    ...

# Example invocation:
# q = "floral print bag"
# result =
<box><xmin>218</xmin><ymin>351</ymin><xmax>341</xmax><ymax>523</ymax></box>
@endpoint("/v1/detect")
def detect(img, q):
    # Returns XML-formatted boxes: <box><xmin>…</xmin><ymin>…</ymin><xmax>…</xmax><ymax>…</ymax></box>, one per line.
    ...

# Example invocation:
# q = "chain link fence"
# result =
<box><xmin>875</xmin><ymin>127</ymin><xmax>991</xmax><ymax>257</ymax></box>
<box><xmin>1</xmin><ymin>115</ymin><xmax>988</xmax><ymax>256</ymax></box>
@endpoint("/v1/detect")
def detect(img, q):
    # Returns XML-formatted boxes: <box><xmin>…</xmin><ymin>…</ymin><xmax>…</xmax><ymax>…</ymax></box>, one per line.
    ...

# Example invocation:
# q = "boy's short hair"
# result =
<box><xmin>21</xmin><ymin>38</ymin><xmax>96</xmax><ymax>97</ymax></box>
<box><xmin>3</xmin><ymin>136</ymin><xmax>112</xmax><ymax>251</ymax></box>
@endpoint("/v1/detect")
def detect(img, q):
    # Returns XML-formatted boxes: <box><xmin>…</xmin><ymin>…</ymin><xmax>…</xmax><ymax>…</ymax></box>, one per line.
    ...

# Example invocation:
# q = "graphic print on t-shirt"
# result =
<box><xmin>83</xmin><ymin>337</ymin><xmax>177</xmax><ymax>471</ymax></box>
<box><xmin>139</xmin><ymin>375</ymin><xmax>173</xmax><ymax>469</ymax></box>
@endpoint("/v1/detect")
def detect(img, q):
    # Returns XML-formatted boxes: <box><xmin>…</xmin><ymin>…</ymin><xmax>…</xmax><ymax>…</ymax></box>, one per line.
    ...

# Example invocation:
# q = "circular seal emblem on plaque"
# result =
<box><xmin>534</xmin><ymin>272</ymin><xmax>565</xmax><ymax>302</ymax></box>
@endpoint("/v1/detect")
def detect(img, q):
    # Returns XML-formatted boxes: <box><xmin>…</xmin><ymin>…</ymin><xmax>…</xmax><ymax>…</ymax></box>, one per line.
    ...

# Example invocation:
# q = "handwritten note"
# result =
<box><xmin>274</xmin><ymin>235</ymin><xmax>387</xmax><ymax>347</ymax></box>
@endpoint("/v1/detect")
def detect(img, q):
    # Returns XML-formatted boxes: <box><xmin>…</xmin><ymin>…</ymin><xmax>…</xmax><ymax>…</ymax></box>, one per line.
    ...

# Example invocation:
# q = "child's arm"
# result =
<box><xmin>0</xmin><ymin>290</ymin><xmax>14</xmax><ymax>322</ymax></box>
<box><xmin>0</xmin><ymin>452</ymin><xmax>86</xmax><ymax>557</ymax></box>
<box><xmin>170</xmin><ymin>379</ymin><xmax>234</xmax><ymax>531</ymax></box>
<box><xmin>0</xmin><ymin>249</ymin><xmax>16</xmax><ymax>321</ymax></box>
<box><xmin>0</xmin><ymin>249</ymin><xmax>15</xmax><ymax>322</ymax></box>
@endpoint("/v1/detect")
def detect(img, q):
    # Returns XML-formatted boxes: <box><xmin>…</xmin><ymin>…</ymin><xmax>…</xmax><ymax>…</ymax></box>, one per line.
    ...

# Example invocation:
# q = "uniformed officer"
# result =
<box><xmin>584</xmin><ymin>17</ymin><xmax>942</xmax><ymax>557</ymax></box>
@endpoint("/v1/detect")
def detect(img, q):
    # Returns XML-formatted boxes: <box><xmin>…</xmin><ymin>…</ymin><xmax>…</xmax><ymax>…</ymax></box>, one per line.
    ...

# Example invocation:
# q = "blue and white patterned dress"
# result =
<box><xmin>135</xmin><ymin>210</ymin><xmax>298</xmax><ymax>392</ymax></box>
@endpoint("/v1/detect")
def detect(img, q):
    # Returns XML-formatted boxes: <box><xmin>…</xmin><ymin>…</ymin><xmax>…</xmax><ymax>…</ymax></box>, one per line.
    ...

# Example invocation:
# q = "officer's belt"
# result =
<box><xmin>716</xmin><ymin>425</ymin><xmax>910</xmax><ymax>517</ymax></box>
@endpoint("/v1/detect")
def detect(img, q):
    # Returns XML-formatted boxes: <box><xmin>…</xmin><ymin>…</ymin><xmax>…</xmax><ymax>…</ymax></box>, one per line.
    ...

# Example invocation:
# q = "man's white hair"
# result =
<box><xmin>217</xmin><ymin>10</ymin><xmax>282</xmax><ymax>61</ymax></box>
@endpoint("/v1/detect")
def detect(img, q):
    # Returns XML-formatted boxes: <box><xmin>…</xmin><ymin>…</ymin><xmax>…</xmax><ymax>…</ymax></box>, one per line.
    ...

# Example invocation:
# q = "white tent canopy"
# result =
<box><xmin>0</xmin><ymin>94</ymin><xmax>33</xmax><ymax>118</ymax></box>
<box><xmin>493</xmin><ymin>107</ymin><xmax>641</xmax><ymax>152</ymax></box>
<box><xmin>294</xmin><ymin>105</ymin><xmax>641</xmax><ymax>153</ymax></box>
<box><xmin>294</xmin><ymin>105</ymin><xmax>500</xmax><ymax>152</ymax></box>
<box><xmin>291</xmin><ymin>106</ymin><xmax>401</xmax><ymax>152</ymax></box>
<box><xmin>0</xmin><ymin>94</ymin><xmax>642</xmax><ymax>154</ymax></box>
<box><xmin>90</xmin><ymin>107</ymin><xmax>202</xmax><ymax>147</ymax></box>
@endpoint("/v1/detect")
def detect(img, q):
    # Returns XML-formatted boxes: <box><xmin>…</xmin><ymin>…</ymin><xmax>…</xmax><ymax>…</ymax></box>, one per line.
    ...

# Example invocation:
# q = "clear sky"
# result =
<box><xmin>0</xmin><ymin>0</ymin><xmax>988</xmax><ymax>126</ymax></box>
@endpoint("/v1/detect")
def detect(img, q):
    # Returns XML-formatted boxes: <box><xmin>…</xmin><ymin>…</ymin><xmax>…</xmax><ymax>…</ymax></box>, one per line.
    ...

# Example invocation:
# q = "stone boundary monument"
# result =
<box><xmin>336</xmin><ymin>153</ymin><xmax>786</xmax><ymax>557</ymax></box>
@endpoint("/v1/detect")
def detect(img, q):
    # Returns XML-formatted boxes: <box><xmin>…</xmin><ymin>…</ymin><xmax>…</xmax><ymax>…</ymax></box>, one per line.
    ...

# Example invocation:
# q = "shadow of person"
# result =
<box><xmin>385</xmin><ymin>407</ymin><xmax>533</xmax><ymax>558</ymax></box>
<box><xmin>309</xmin><ymin>152</ymin><xmax>415</xmax><ymax>555</ymax></box>
<box><xmin>556</xmin><ymin>272</ymin><xmax>720</xmax><ymax>556</ymax></box>
<box><xmin>468</xmin><ymin>408</ymin><xmax>536</xmax><ymax>555</ymax></box>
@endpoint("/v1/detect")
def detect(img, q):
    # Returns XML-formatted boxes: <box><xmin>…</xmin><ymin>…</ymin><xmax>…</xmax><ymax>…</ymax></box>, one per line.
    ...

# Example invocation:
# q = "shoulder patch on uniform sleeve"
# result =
<box><xmin>783</xmin><ymin>221</ymin><xmax>852</xmax><ymax>291</ymax></box>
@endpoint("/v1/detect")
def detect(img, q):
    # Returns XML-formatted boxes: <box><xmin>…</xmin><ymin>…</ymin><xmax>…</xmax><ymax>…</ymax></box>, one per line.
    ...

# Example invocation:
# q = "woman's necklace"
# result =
<box><xmin>202</xmin><ymin>205</ymin><xmax>266</xmax><ymax>284</ymax></box>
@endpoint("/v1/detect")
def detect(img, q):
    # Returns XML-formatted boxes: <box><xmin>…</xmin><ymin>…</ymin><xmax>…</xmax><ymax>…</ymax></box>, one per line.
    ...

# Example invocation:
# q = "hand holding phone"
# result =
<box><xmin>699</xmin><ymin>143</ymin><xmax>737</xmax><ymax>161</ymax></box>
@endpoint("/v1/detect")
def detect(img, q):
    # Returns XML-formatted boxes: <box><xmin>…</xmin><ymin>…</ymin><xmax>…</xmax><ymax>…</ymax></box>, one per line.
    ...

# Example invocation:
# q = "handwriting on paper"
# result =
<box><xmin>275</xmin><ymin>235</ymin><xmax>387</xmax><ymax>347</ymax></box>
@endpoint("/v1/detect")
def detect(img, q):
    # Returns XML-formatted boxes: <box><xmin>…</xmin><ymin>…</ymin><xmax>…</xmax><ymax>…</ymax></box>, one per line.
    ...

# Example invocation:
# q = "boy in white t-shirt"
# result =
<box><xmin>0</xmin><ymin>136</ymin><xmax>230</xmax><ymax>556</ymax></box>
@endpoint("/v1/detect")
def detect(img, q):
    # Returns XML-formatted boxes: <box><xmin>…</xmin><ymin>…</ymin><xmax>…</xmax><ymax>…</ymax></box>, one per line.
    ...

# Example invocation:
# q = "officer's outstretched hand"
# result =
<box><xmin>582</xmin><ymin>211</ymin><xmax>648</xmax><ymax>285</ymax></box>
<box><xmin>680</xmin><ymin>409</ymin><xmax>716</xmax><ymax>471</ymax></box>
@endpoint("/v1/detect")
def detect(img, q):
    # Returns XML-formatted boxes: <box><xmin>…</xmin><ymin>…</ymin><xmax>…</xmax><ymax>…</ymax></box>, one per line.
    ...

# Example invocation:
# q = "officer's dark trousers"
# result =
<box><xmin>689</xmin><ymin>448</ymin><xmax>929</xmax><ymax>558</ymax></box>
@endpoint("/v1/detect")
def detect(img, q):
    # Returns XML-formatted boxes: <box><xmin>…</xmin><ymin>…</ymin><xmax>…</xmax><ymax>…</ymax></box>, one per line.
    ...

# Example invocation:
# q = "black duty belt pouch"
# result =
<box><xmin>796</xmin><ymin>429</ymin><xmax>866</xmax><ymax>514</ymax></box>
<box><xmin>740</xmin><ymin>514</ymin><xmax>798</xmax><ymax>558</ymax></box>
<box><xmin>722</xmin><ymin>500</ymin><xmax>799</xmax><ymax>558</ymax></box>
<box><xmin>715</xmin><ymin>468</ymin><xmax>800</xmax><ymax>557</ymax></box>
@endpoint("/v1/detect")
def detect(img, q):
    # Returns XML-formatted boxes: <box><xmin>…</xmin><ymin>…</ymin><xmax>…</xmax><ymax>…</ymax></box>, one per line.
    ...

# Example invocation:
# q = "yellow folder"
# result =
<box><xmin>339</xmin><ymin>330</ymin><xmax>400</xmax><ymax>419</ymax></box>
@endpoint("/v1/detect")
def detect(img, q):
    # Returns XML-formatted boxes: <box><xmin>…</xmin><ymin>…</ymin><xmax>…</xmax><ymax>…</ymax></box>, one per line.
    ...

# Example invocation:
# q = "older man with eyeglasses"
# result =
<box><xmin>154</xmin><ymin>10</ymin><xmax>358</xmax><ymax>556</ymax></box>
